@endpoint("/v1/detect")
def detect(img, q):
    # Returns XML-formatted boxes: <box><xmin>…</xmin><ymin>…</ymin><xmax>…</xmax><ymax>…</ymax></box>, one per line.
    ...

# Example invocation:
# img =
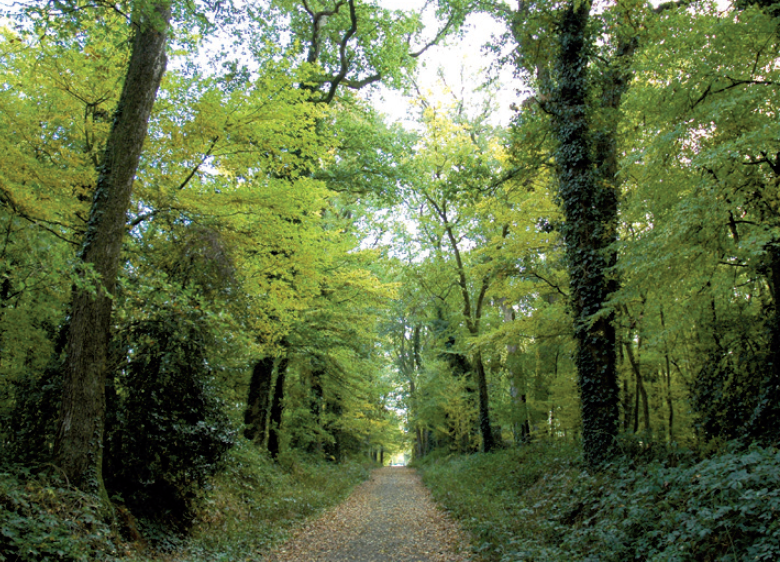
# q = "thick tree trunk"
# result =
<box><xmin>550</xmin><ymin>0</ymin><xmax>619</xmax><ymax>467</ymax></box>
<box><xmin>267</xmin><ymin>355</ymin><xmax>289</xmax><ymax>459</ymax></box>
<box><xmin>54</xmin><ymin>2</ymin><xmax>171</xmax><ymax>494</ymax></box>
<box><xmin>244</xmin><ymin>356</ymin><xmax>276</xmax><ymax>445</ymax></box>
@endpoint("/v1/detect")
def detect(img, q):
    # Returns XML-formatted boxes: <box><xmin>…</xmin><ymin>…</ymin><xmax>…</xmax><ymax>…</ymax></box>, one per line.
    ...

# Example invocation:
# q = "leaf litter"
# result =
<box><xmin>262</xmin><ymin>467</ymin><xmax>472</xmax><ymax>562</ymax></box>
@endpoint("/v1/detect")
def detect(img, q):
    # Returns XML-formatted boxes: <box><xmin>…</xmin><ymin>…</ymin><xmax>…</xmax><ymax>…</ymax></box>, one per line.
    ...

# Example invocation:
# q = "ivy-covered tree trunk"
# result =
<box><xmin>54</xmin><ymin>1</ymin><xmax>172</xmax><ymax>494</ymax></box>
<box><xmin>244</xmin><ymin>356</ymin><xmax>276</xmax><ymax>444</ymax></box>
<box><xmin>550</xmin><ymin>0</ymin><xmax>619</xmax><ymax>467</ymax></box>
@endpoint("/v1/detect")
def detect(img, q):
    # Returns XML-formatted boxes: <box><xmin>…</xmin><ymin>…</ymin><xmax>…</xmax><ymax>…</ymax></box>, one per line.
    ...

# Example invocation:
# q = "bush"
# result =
<box><xmin>104</xmin><ymin>307</ymin><xmax>235</xmax><ymax>535</ymax></box>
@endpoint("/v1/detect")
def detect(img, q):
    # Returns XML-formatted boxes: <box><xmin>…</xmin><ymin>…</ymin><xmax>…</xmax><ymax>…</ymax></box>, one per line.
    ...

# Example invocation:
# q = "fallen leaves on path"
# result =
<box><xmin>262</xmin><ymin>467</ymin><xmax>472</xmax><ymax>562</ymax></box>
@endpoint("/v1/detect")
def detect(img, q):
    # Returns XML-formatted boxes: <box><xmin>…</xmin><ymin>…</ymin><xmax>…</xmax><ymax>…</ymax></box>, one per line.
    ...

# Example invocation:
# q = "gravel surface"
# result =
<box><xmin>262</xmin><ymin>466</ymin><xmax>472</xmax><ymax>562</ymax></box>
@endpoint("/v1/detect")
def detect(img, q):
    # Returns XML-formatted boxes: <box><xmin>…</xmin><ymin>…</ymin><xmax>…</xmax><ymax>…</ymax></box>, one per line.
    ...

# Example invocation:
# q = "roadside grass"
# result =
<box><xmin>146</xmin><ymin>442</ymin><xmax>372</xmax><ymax>562</ymax></box>
<box><xmin>1</xmin><ymin>440</ymin><xmax>372</xmax><ymax>562</ymax></box>
<box><xmin>417</xmin><ymin>440</ymin><xmax>780</xmax><ymax>562</ymax></box>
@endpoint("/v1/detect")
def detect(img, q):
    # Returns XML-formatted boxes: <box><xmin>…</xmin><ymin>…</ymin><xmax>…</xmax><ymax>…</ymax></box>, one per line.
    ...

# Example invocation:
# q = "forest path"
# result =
<box><xmin>262</xmin><ymin>466</ymin><xmax>472</xmax><ymax>562</ymax></box>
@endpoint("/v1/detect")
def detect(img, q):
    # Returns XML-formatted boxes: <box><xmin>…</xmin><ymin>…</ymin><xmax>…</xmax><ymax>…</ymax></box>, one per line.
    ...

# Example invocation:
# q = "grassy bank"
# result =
<box><xmin>1</xmin><ymin>441</ymin><xmax>372</xmax><ymax>562</ymax></box>
<box><xmin>417</xmin><ymin>441</ymin><xmax>780</xmax><ymax>562</ymax></box>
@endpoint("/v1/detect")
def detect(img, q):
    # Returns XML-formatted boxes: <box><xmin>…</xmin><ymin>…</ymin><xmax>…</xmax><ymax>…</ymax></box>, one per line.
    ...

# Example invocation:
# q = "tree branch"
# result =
<box><xmin>323</xmin><ymin>0</ymin><xmax>358</xmax><ymax>105</ymax></box>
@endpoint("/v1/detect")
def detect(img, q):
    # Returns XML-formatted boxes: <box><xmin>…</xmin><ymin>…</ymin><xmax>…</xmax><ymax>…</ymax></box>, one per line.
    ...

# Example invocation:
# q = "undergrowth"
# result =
<box><xmin>417</xmin><ymin>440</ymin><xmax>780</xmax><ymax>562</ymax></box>
<box><xmin>0</xmin><ymin>440</ymin><xmax>371</xmax><ymax>562</ymax></box>
<box><xmin>146</xmin><ymin>442</ymin><xmax>371</xmax><ymax>562</ymax></box>
<box><xmin>0</xmin><ymin>466</ymin><xmax>118</xmax><ymax>562</ymax></box>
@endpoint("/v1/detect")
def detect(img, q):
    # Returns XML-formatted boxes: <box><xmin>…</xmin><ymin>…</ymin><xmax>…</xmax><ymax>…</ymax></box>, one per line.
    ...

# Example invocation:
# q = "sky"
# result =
<box><xmin>368</xmin><ymin>6</ymin><xmax>522</xmax><ymax>128</ymax></box>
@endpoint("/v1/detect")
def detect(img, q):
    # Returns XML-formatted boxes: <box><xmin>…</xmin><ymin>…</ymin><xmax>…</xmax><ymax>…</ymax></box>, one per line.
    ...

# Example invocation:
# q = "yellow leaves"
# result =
<box><xmin>0</xmin><ymin>22</ymin><xmax>127</xmax><ymax>228</ymax></box>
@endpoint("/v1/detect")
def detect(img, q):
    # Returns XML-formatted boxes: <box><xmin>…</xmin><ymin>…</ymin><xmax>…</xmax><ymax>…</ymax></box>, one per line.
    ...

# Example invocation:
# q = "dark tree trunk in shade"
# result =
<box><xmin>324</xmin><ymin>396</ymin><xmax>343</xmax><ymax>462</ymax></box>
<box><xmin>308</xmin><ymin>371</ymin><xmax>325</xmax><ymax>453</ymax></box>
<box><xmin>244</xmin><ymin>356</ymin><xmax>276</xmax><ymax>445</ymax></box>
<box><xmin>624</xmin><ymin>339</ymin><xmax>650</xmax><ymax>434</ymax></box>
<box><xmin>474</xmin><ymin>352</ymin><xmax>495</xmax><ymax>452</ymax></box>
<box><xmin>267</xmin><ymin>355</ymin><xmax>289</xmax><ymax>459</ymax></box>
<box><xmin>748</xmin><ymin>243</ymin><xmax>780</xmax><ymax>441</ymax></box>
<box><xmin>550</xmin><ymin>0</ymin><xmax>619</xmax><ymax>467</ymax></box>
<box><xmin>54</xmin><ymin>1</ymin><xmax>171</xmax><ymax>494</ymax></box>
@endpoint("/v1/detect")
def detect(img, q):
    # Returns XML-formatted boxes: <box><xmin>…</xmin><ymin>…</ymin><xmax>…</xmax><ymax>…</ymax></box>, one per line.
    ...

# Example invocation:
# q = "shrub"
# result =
<box><xmin>103</xmin><ymin>307</ymin><xmax>235</xmax><ymax>535</ymax></box>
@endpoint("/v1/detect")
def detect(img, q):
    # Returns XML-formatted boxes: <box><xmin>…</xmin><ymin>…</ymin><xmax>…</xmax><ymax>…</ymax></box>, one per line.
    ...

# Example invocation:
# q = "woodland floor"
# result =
<box><xmin>261</xmin><ymin>467</ymin><xmax>472</xmax><ymax>562</ymax></box>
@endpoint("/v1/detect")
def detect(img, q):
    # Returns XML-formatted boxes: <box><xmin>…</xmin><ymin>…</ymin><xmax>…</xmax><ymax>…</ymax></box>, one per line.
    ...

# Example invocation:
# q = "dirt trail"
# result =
<box><xmin>262</xmin><ymin>466</ymin><xmax>472</xmax><ymax>562</ymax></box>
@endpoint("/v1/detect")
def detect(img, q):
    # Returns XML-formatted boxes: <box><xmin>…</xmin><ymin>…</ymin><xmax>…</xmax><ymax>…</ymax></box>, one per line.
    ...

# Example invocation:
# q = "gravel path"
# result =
<box><xmin>262</xmin><ymin>466</ymin><xmax>472</xmax><ymax>562</ymax></box>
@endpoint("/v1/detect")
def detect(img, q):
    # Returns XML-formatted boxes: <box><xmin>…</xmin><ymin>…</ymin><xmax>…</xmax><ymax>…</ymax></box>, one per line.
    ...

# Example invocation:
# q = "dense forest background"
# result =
<box><xmin>1</xmin><ymin>0</ymin><xmax>779</xmax><ymax>559</ymax></box>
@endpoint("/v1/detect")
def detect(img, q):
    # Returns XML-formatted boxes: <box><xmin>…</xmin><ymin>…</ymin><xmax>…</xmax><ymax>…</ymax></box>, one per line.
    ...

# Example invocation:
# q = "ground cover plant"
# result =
<box><xmin>418</xmin><ymin>441</ymin><xmax>780</xmax><ymax>562</ymax></box>
<box><xmin>0</xmin><ymin>466</ymin><xmax>118</xmax><ymax>562</ymax></box>
<box><xmin>0</xmin><ymin>442</ymin><xmax>371</xmax><ymax>562</ymax></box>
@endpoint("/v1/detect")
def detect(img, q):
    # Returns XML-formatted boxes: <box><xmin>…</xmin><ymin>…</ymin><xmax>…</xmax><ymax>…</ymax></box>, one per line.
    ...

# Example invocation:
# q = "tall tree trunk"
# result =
<box><xmin>324</xmin><ymin>395</ymin><xmax>343</xmax><ymax>462</ymax></box>
<box><xmin>244</xmin><ymin>356</ymin><xmax>275</xmax><ymax>445</ymax></box>
<box><xmin>408</xmin><ymin>325</ymin><xmax>423</xmax><ymax>459</ymax></box>
<box><xmin>54</xmin><ymin>1</ymin><xmax>171</xmax><ymax>494</ymax></box>
<box><xmin>660</xmin><ymin>306</ymin><xmax>675</xmax><ymax>442</ymax></box>
<box><xmin>550</xmin><ymin>0</ymin><xmax>619</xmax><ymax>467</ymax></box>
<box><xmin>474</xmin><ymin>351</ymin><xmax>496</xmax><ymax>451</ymax></box>
<box><xmin>499</xmin><ymin>299</ymin><xmax>530</xmax><ymax>444</ymax></box>
<box><xmin>267</xmin><ymin>355</ymin><xmax>289</xmax><ymax>459</ymax></box>
<box><xmin>624</xmin><ymin>339</ymin><xmax>650</xmax><ymax>434</ymax></box>
<box><xmin>748</xmin><ymin>242</ymin><xmax>780</xmax><ymax>441</ymax></box>
<box><xmin>308</xmin><ymin>370</ymin><xmax>324</xmax><ymax>454</ymax></box>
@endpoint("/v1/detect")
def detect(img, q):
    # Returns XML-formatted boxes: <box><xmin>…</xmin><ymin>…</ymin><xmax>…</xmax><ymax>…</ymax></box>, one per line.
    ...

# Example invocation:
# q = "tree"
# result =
<box><xmin>55</xmin><ymin>0</ymin><xmax>172</xmax><ymax>494</ymax></box>
<box><xmin>547</xmin><ymin>0</ymin><xmax>620</xmax><ymax>466</ymax></box>
<box><xmin>617</xmin><ymin>1</ymin><xmax>780</xmax><ymax>444</ymax></box>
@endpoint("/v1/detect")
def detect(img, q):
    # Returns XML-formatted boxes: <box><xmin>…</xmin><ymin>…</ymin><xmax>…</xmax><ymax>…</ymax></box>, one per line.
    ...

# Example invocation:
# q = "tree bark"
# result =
<box><xmin>623</xmin><ymin>338</ymin><xmax>650</xmax><ymax>434</ymax></box>
<box><xmin>267</xmin><ymin>355</ymin><xmax>289</xmax><ymax>459</ymax></box>
<box><xmin>550</xmin><ymin>0</ymin><xmax>619</xmax><ymax>467</ymax></box>
<box><xmin>244</xmin><ymin>356</ymin><xmax>276</xmax><ymax>445</ymax></box>
<box><xmin>474</xmin><ymin>351</ymin><xmax>496</xmax><ymax>451</ymax></box>
<box><xmin>54</xmin><ymin>1</ymin><xmax>171</xmax><ymax>494</ymax></box>
<box><xmin>660</xmin><ymin>305</ymin><xmax>675</xmax><ymax>442</ymax></box>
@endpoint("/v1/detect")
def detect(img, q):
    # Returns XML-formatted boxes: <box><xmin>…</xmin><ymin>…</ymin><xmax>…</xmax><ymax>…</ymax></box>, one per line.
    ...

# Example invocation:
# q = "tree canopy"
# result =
<box><xmin>1</xmin><ymin>0</ymin><xmax>778</xmax><ymax>542</ymax></box>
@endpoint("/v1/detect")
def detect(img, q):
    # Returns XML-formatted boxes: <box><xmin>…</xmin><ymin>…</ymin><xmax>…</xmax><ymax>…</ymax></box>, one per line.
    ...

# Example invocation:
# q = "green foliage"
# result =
<box><xmin>131</xmin><ymin>441</ymin><xmax>372</xmax><ymax>561</ymax></box>
<box><xmin>419</xmin><ymin>441</ymin><xmax>780</xmax><ymax>562</ymax></box>
<box><xmin>0</xmin><ymin>467</ymin><xmax>119</xmax><ymax>562</ymax></box>
<box><xmin>104</xmin><ymin>287</ymin><xmax>238</xmax><ymax>532</ymax></box>
<box><xmin>2</xmin><ymin>357</ymin><xmax>62</xmax><ymax>465</ymax></box>
<box><xmin>0</xmin><ymin>444</ymin><xmax>372</xmax><ymax>562</ymax></box>
<box><xmin>617</xmin><ymin>1</ymin><xmax>780</xmax><ymax>445</ymax></box>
